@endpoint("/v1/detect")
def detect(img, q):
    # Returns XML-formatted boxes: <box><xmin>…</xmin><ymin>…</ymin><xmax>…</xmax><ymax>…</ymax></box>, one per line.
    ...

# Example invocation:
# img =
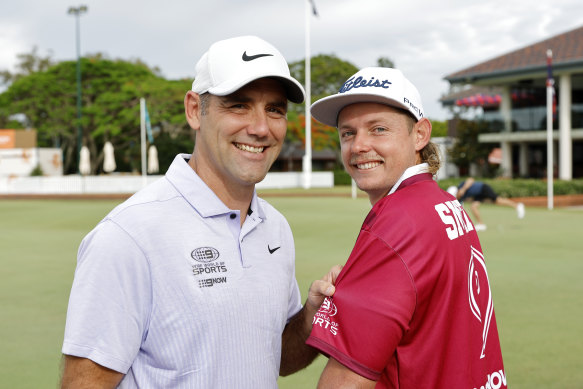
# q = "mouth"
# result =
<box><xmin>234</xmin><ymin>142</ymin><xmax>265</xmax><ymax>154</ymax></box>
<box><xmin>354</xmin><ymin>161</ymin><xmax>383</xmax><ymax>170</ymax></box>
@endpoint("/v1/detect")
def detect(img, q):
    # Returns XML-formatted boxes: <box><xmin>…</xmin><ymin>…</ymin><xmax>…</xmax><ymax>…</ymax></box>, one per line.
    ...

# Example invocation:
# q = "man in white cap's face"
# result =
<box><xmin>184</xmin><ymin>78</ymin><xmax>288</xmax><ymax>208</ymax></box>
<box><xmin>337</xmin><ymin>102</ymin><xmax>431</xmax><ymax>205</ymax></box>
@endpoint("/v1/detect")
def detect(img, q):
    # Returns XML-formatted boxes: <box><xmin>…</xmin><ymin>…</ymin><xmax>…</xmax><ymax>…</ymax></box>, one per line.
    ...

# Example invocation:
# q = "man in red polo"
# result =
<box><xmin>307</xmin><ymin>67</ymin><xmax>506</xmax><ymax>389</ymax></box>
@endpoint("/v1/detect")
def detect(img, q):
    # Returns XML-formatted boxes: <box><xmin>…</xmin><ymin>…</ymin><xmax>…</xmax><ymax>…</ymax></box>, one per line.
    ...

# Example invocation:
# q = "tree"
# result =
<box><xmin>376</xmin><ymin>57</ymin><xmax>395</xmax><ymax>68</ymax></box>
<box><xmin>430</xmin><ymin>119</ymin><xmax>448</xmax><ymax>137</ymax></box>
<box><xmin>448</xmin><ymin>119</ymin><xmax>496</xmax><ymax>176</ymax></box>
<box><xmin>286</xmin><ymin>113</ymin><xmax>340</xmax><ymax>151</ymax></box>
<box><xmin>288</xmin><ymin>54</ymin><xmax>359</xmax><ymax>110</ymax></box>
<box><xmin>285</xmin><ymin>54</ymin><xmax>358</xmax><ymax>156</ymax></box>
<box><xmin>0</xmin><ymin>55</ymin><xmax>191</xmax><ymax>174</ymax></box>
<box><xmin>0</xmin><ymin>46</ymin><xmax>54</xmax><ymax>87</ymax></box>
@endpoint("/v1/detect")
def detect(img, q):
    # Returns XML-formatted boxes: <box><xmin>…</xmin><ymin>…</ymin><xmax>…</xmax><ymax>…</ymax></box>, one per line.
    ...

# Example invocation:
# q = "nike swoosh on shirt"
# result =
<box><xmin>268</xmin><ymin>245</ymin><xmax>281</xmax><ymax>254</ymax></box>
<box><xmin>242</xmin><ymin>51</ymin><xmax>274</xmax><ymax>61</ymax></box>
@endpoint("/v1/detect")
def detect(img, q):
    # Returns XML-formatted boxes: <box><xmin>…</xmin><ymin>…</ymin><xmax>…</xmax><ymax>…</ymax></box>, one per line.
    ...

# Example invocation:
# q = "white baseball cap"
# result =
<box><xmin>191</xmin><ymin>35</ymin><xmax>305</xmax><ymax>104</ymax></box>
<box><xmin>310</xmin><ymin>67</ymin><xmax>424</xmax><ymax>127</ymax></box>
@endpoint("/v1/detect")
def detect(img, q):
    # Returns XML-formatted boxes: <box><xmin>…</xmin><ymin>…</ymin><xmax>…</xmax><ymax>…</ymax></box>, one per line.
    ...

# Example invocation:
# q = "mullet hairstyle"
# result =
<box><xmin>403</xmin><ymin>110</ymin><xmax>441</xmax><ymax>175</ymax></box>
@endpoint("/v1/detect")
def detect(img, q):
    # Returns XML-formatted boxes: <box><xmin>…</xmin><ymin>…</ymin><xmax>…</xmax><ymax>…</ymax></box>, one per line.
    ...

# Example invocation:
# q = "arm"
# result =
<box><xmin>317</xmin><ymin>357</ymin><xmax>376</xmax><ymax>389</ymax></box>
<box><xmin>60</xmin><ymin>355</ymin><xmax>123</xmax><ymax>389</ymax></box>
<box><xmin>457</xmin><ymin>177</ymin><xmax>475</xmax><ymax>200</ymax></box>
<box><xmin>280</xmin><ymin>265</ymin><xmax>342</xmax><ymax>376</ymax></box>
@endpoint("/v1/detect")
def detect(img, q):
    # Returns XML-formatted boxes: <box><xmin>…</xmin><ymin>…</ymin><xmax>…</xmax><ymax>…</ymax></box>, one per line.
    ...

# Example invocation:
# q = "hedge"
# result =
<box><xmin>437</xmin><ymin>178</ymin><xmax>583</xmax><ymax>198</ymax></box>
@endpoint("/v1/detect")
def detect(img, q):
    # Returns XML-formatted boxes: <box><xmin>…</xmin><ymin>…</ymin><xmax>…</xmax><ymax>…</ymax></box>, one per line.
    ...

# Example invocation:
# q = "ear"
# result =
<box><xmin>413</xmin><ymin>117</ymin><xmax>432</xmax><ymax>152</ymax></box>
<box><xmin>184</xmin><ymin>91</ymin><xmax>202</xmax><ymax>131</ymax></box>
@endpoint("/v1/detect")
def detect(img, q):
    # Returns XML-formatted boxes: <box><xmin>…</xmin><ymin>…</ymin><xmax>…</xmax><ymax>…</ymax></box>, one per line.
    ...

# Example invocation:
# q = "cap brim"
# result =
<box><xmin>311</xmin><ymin>93</ymin><xmax>412</xmax><ymax>127</ymax></box>
<box><xmin>209</xmin><ymin>75</ymin><xmax>305</xmax><ymax>104</ymax></box>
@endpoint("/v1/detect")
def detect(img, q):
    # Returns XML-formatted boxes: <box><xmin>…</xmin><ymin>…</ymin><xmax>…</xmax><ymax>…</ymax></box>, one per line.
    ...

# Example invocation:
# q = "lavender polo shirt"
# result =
<box><xmin>62</xmin><ymin>154</ymin><xmax>302</xmax><ymax>388</ymax></box>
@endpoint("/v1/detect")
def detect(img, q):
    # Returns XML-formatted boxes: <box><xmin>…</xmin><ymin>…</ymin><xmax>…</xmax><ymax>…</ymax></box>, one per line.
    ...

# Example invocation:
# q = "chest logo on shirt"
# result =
<box><xmin>468</xmin><ymin>245</ymin><xmax>494</xmax><ymax>359</ymax></box>
<box><xmin>312</xmin><ymin>297</ymin><xmax>339</xmax><ymax>336</ymax></box>
<box><xmin>189</xmin><ymin>246</ymin><xmax>228</xmax><ymax>287</ymax></box>
<box><xmin>191</xmin><ymin>247</ymin><xmax>220</xmax><ymax>263</ymax></box>
<box><xmin>320</xmin><ymin>297</ymin><xmax>338</xmax><ymax>316</ymax></box>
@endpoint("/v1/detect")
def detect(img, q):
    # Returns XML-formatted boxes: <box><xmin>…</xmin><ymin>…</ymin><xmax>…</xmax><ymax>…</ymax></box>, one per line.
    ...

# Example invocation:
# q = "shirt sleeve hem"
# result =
<box><xmin>306</xmin><ymin>336</ymin><xmax>381</xmax><ymax>381</ymax></box>
<box><xmin>62</xmin><ymin>341</ymin><xmax>131</xmax><ymax>373</ymax></box>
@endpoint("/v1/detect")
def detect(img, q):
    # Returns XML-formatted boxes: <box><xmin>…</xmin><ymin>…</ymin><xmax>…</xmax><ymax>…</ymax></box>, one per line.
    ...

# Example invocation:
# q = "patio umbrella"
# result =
<box><xmin>147</xmin><ymin>145</ymin><xmax>159</xmax><ymax>174</ymax></box>
<box><xmin>103</xmin><ymin>141</ymin><xmax>116</xmax><ymax>173</ymax></box>
<box><xmin>79</xmin><ymin>146</ymin><xmax>91</xmax><ymax>175</ymax></box>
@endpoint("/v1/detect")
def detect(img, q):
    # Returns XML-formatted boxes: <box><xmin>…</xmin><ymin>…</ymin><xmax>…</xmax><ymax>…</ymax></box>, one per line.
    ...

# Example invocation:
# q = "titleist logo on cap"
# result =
<box><xmin>339</xmin><ymin>76</ymin><xmax>392</xmax><ymax>93</ymax></box>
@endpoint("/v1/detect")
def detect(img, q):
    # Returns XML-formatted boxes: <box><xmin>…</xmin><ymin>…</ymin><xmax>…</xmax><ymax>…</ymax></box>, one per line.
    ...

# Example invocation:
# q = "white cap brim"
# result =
<box><xmin>208</xmin><ymin>74</ymin><xmax>305</xmax><ymax>104</ymax></box>
<box><xmin>311</xmin><ymin>92</ymin><xmax>414</xmax><ymax>128</ymax></box>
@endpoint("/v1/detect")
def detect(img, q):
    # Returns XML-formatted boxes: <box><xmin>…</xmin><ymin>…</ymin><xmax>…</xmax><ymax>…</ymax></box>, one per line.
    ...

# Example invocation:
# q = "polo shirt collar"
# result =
<box><xmin>165</xmin><ymin>154</ymin><xmax>265</xmax><ymax>220</ymax></box>
<box><xmin>387</xmin><ymin>163</ymin><xmax>430</xmax><ymax>195</ymax></box>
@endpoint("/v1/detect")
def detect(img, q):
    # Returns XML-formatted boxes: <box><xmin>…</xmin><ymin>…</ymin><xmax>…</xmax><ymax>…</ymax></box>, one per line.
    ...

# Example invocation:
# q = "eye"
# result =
<box><xmin>267</xmin><ymin>106</ymin><xmax>286</xmax><ymax>116</ymax></box>
<box><xmin>339</xmin><ymin>130</ymin><xmax>354</xmax><ymax>139</ymax></box>
<box><xmin>372</xmin><ymin>126</ymin><xmax>387</xmax><ymax>134</ymax></box>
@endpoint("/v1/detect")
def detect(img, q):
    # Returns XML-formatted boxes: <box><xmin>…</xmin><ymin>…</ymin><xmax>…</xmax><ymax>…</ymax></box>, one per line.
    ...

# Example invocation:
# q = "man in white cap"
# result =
<box><xmin>60</xmin><ymin>36</ymin><xmax>339</xmax><ymax>388</ymax></box>
<box><xmin>306</xmin><ymin>67</ymin><xmax>506</xmax><ymax>388</ymax></box>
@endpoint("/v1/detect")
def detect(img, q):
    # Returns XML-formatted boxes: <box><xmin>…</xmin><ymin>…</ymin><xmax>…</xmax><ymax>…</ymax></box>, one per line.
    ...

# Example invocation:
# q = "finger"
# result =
<box><xmin>310</xmin><ymin>279</ymin><xmax>335</xmax><ymax>297</ymax></box>
<box><xmin>323</xmin><ymin>264</ymin><xmax>344</xmax><ymax>284</ymax></box>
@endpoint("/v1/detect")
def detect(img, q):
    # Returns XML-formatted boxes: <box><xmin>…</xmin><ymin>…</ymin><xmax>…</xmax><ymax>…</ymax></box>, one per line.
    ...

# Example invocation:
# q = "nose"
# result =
<box><xmin>350</xmin><ymin>131</ymin><xmax>371</xmax><ymax>154</ymax></box>
<box><xmin>247</xmin><ymin>109</ymin><xmax>270</xmax><ymax>138</ymax></box>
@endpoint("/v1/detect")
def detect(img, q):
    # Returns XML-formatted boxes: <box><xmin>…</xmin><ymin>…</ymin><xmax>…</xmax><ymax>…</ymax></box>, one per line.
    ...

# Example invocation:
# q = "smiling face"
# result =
<box><xmin>185</xmin><ymin>78</ymin><xmax>288</xmax><ymax>197</ymax></box>
<box><xmin>337</xmin><ymin>102</ymin><xmax>430</xmax><ymax>205</ymax></box>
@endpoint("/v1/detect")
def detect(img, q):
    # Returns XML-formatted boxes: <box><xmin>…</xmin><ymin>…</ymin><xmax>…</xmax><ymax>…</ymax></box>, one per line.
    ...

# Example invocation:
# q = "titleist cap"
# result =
<box><xmin>191</xmin><ymin>35</ymin><xmax>305</xmax><ymax>104</ymax></box>
<box><xmin>311</xmin><ymin>67</ymin><xmax>424</xmax><ymax>126</ymax></box>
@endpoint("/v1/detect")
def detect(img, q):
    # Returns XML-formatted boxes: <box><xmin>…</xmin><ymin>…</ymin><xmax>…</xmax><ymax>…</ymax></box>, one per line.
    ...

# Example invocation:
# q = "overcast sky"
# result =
<box><xmin>2</xmin><ymin>0</ymin><xmax>583</xmax><ymax>120</ymax></box>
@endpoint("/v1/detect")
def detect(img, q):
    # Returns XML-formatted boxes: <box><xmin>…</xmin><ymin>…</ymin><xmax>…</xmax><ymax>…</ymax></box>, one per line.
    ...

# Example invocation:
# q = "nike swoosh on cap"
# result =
<box><xmin>242</xmin><ymin>51</ymin><xmax>274</xmax><ymax>61</ymax></box>
<box><xmin>268</xmin><ymin>245</ymin><xmax>280</xmax><ymax>254</ymax></box>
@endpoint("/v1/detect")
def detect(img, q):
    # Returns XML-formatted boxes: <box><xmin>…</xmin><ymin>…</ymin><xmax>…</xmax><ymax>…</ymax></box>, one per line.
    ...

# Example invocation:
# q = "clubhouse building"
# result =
<box><xmin>441</xmin><ymin>26</ymin><xmax>583</xmax><ymax>179</ymax></box>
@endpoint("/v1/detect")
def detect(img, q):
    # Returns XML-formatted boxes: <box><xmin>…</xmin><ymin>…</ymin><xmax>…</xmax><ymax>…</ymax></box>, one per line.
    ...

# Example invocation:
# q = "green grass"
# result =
<box><xmin>0</xmin><ymin>195</ymin><xmax>581</xmax><ymax>388</ymax></box>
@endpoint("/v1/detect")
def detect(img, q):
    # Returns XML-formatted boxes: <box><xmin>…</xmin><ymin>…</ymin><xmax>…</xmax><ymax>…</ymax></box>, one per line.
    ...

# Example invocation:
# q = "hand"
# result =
<box><xmin>306</xmin><ymin>264</ymin><xmax>343</xmax><ymax>313</ymax></box>
<box><xmin>280</xmin><ymin>264</ymin><xmax>344</xmax><ymax>375</ymax></box>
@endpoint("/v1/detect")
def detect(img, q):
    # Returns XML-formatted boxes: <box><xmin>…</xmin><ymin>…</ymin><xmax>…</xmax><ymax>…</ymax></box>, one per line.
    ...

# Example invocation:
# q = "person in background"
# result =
<box><xmin>306</xmin><ymin>67</ymin><xmax>506</xmax><ymax>389</ymax></box>
<box><xmin>60</xmin><ymin>35</ymin><xmax>339</xmax><ymax>388</ymax></box>
<box><xmin>448</xmin><ymin>177</ymin><xmax>525</xmax><ymax>231</ymax></box>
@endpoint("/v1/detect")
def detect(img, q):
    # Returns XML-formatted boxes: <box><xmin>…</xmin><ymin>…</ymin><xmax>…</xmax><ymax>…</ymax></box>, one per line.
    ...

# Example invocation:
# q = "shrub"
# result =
<box><xmin>437</xmin><ymin>177</ymin><xmax>583</xmax><ymax>198</ymax></box>
<box><xmin>334</xmin><ymin>169</ymin><xmax>352</xmax><ymax>186</ymax></box>
<box><xmin>30</xmin><ymin>164</ymin><xmax>44</xmax><ymax>176</ymax></box>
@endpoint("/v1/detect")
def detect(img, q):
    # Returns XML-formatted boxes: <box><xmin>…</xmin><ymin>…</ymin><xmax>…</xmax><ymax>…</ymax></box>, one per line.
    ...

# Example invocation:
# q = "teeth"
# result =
<box><xmin>356</xmin><ymin>162</ymin><xmax>381</xmax><ymax>170</ymax></box>
<box><xmin>235</xmin><ymin>143</ymin><xmax>264</xmax><ymax>153</ymax></box>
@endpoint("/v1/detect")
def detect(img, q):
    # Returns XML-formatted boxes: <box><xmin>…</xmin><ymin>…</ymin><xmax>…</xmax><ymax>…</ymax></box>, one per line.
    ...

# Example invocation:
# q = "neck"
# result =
<box><xmin>368</xmin><ymin>189</ymin><xmax>390</xmax><ymax>206</ymax></box>
<box><xmin>188</xmin><ymin>155</ymin><xmax>253</xmax><ymax>225</ymax></box>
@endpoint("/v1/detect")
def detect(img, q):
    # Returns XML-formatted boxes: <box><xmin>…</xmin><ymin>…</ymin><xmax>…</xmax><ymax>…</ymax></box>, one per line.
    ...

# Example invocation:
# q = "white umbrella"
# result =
<box><xmin>79</xmin><ymin>146</ymin><xmax>91</xmax><ymax>175</ymax></box>
<box><xmin>103</xmin><ymin>141</ymin><xmax>116</xmax><ymax>173</ymax></box>
<box><xmin>147</xmin><ymin>144</ymin><xmax>159</xmax><ymax>174</ymax></box>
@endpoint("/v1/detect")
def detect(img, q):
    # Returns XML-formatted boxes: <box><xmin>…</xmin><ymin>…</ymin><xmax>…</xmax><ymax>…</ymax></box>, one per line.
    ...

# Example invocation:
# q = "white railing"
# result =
<box><xmin>0</xmin><ymin>172</ymin><xmax>334</xmax><ymax>195</ymax></box>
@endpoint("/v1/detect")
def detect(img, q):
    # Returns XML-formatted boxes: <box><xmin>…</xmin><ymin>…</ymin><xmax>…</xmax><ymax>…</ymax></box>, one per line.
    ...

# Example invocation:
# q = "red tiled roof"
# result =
<box><xmin>445</xmin><ymin>25</ymin><xmax>583</xmax><ymax>82</ymax></box>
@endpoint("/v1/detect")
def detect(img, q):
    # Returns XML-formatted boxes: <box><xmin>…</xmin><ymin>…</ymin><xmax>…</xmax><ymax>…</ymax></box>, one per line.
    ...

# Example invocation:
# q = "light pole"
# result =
<box><xmin>68</xmin><ymin>5</ymin><xmax>88</xmax><ymax>174</ymax></box>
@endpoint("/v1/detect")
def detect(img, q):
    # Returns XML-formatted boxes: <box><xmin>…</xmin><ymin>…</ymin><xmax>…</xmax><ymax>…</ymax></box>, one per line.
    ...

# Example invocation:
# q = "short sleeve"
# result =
<box><xmin>307</xmin><ymin>231</ymin><xmax>416</xmax><ymax>381</ymax></box>
<box><xmin>62</xmin><ymin>220</ymin><xmax>152</xmax><ymax>373</ymax></box>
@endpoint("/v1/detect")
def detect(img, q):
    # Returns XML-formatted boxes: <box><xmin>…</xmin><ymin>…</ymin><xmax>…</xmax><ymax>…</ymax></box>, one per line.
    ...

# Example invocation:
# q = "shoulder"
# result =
<box><xmin>107</xmin><ymin>177</ymin><xmax>182</xmax><ymax>222</ymax></box>
<box><xmin>257</xmin><ymin>197</ymin><xmax>290</xmax><ymax>226</ymax></box>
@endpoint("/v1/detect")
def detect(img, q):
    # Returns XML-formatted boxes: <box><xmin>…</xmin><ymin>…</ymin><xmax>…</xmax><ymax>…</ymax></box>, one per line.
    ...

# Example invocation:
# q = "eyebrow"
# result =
<box><xmin>338</xmin><ymin>119</ymin><xmax>384</xmax><ymax>130</ymax></box>
<box><xmin>220</xmin><ymin>94</ymin><xmax>287</xmax><ymax>110</ymax></box>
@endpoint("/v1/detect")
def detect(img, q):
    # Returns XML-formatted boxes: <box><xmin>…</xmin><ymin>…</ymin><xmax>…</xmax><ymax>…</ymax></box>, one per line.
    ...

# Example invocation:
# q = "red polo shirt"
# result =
<box><xmin>307</xmin><ymin>173</ymin><xmax>506</xmax><ymax>389</ymax></box>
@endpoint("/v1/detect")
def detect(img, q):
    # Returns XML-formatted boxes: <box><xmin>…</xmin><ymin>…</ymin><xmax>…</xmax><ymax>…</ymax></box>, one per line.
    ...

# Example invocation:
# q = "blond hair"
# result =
<box><xmin>420</xmin><ymin>141</ymin><xmax>441</xmax><ymax>175</ymax></box>
<box><xmin>403</xmin><ymin>112</ymin><xmax>441</xmax><ymax>175</ymax></box>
